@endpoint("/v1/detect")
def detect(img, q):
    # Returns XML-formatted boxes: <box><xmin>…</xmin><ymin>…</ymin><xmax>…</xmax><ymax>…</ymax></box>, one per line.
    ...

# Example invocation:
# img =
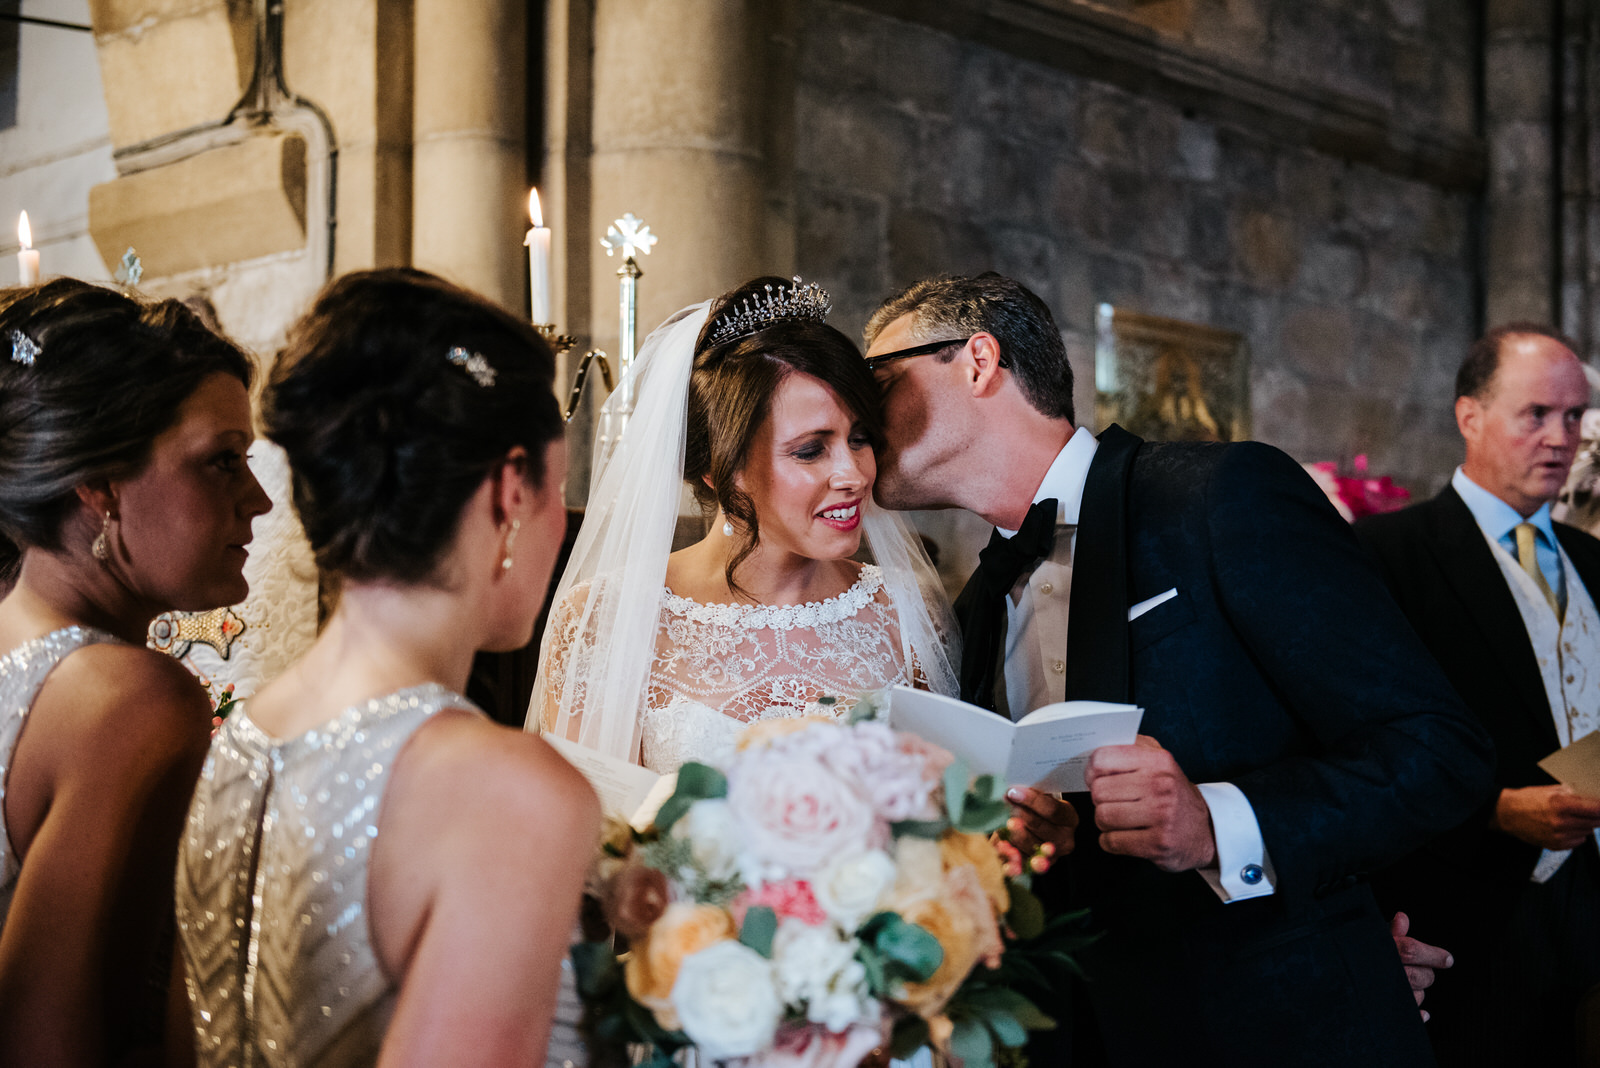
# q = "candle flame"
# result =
<box><xmin>528</xmin><ymin>188</ymin><xmax>544</xmax><ymax>229</ymax></box>
<box><xmin>17</xmin><ymin>211</ymin><xmax>31</xmax><ymax>249</ymax></box>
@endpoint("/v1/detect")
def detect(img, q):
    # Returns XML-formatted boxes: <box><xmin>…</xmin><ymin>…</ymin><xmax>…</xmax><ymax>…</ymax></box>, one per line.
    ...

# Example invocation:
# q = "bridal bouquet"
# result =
<box><xmin>574</xmin><ymin>700</ymin><xmax>1088</xmax><ymax>1068</ymax></box>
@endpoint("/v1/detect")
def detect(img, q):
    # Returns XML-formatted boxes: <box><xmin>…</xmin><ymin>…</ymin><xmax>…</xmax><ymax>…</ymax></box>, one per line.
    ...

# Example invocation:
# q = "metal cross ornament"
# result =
<box><xmin>601</xmin><ymin>214</ymin><xmax>656</xmax><ymax>261</ymax></box>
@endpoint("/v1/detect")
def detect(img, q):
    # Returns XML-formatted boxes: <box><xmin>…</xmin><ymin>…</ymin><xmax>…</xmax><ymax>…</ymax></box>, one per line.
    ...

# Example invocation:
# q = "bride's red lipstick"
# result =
<box><xmin>817</xmin><ymin>498</ymin><xmax>862</xmax><ymax>532</ymax></box>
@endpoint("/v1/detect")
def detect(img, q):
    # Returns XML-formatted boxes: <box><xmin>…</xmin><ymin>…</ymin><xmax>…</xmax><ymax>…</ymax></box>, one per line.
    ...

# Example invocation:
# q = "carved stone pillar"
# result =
<box><xmin>411</xmin><ymin>0</ymin><xmax>526</xmax><ymax>309</ymax></box>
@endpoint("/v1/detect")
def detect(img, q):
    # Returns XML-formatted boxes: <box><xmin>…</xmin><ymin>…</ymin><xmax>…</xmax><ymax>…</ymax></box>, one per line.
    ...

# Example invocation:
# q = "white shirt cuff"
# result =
<box><xmin>1195</xmin><ymin>781</ymin><xmax>1276</xmax><ymax>902</ymax></box>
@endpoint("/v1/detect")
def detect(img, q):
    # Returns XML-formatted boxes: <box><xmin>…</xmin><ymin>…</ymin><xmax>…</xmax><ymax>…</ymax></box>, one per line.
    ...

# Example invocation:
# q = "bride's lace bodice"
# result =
<box><xmin>639</xmin><ymin>565</ymin><xmax>910</xmax><ymax>772</ymax></box>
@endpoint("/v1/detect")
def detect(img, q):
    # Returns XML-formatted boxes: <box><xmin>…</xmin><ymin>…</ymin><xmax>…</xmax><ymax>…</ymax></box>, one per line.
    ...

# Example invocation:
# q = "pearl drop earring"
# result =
<box><xmin>723</xmin><ymin>520</ymin><xmax>734</xmax><ymax>537</ymax></box>
<box><xmin>501</xmin><ymin>518</ymin><xmax>520</xmax><ymax>572</ymax></box>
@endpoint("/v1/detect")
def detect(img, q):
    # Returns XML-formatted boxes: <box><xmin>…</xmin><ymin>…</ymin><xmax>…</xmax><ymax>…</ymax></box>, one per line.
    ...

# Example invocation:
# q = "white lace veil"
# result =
<box><xmin>527</xmin><ymin>298</ymin><xmax>960</xmax><ymax>762</ymax></box>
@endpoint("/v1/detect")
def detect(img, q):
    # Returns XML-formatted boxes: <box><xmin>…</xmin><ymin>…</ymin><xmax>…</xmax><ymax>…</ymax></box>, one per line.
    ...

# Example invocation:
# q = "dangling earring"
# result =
<box><xmin>722</xmin><ymin>519</ymin><xmax>734</xmax><ymax>537</ymax></box>
<box><xmin>500</xmin><ymin>518</ymin><xmax>520</xmax><ymax>572</ymax></box>
<box><xmin>91</xmin><ymin>511</ymin><xmax>111</xmax><ymax>562</ymax></box>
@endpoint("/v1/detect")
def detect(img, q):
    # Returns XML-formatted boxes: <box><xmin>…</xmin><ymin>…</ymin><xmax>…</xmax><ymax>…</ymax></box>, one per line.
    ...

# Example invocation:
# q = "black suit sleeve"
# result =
<box><xmin>1200</xmin><ymin>444</ymin><xmax>1496</xmax><ymax>896</ymax></box>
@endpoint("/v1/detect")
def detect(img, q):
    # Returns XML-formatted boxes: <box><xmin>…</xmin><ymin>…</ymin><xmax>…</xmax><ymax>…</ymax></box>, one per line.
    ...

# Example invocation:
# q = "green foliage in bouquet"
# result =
<box><xmin>573</xmin><ymin>713</ymin><xmax>1096</xmax><ymax>1068</ymax></box>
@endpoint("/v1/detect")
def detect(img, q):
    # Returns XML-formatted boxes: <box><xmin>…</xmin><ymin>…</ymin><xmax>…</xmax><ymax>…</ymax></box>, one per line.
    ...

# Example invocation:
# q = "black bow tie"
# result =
<box><xmin>954</xmin><ymin>498</ymin><xmax>1059</xmax><ymax>712</ymax></box>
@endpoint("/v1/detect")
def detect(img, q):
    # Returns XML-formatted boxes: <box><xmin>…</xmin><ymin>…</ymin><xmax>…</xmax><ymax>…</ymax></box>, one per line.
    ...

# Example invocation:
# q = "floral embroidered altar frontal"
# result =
<box><xmin>1094</xmin><ymin>303</ymin><xmax>1250</xmax><ymax>443</ymax></box>
<box><xmin>574</xmin><ymin>702</ymin><xmax>1089</xmax><ymax>1068</ymax></box>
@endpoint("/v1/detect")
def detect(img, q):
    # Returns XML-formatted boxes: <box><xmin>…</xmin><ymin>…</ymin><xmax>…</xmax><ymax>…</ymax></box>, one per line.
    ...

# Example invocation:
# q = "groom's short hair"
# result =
<box><xmin>865</xmin><ymin>273</ymin><xmax>1074</xmax><ymax>422</ymax></box>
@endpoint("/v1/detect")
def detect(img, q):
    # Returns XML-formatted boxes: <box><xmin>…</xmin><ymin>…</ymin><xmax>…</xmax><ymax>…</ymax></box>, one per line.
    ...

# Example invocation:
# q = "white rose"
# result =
<box><xmin>813</xmin><ymin>849</ymin><xmax>896</xmax><ymax>931</ymax></box>
<box><xmin>773</xmin><ymin>920</ymin><xmax>873</xmax><ymax>1032</ymax></box>
<box><xmin>673</xmin><ymin>798</ymin><xmax>741</xmax><ymax>882</ymax></box>
<box><xmin>671</xmin><ymin>941</ymin><xmax>784</xmax><ymax>1061</ymax></box>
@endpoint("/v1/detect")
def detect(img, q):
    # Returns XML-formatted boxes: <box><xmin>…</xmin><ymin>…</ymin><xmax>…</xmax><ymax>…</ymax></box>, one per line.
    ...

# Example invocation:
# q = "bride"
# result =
<box><xmin>532</xmin><ymin>276</ymin><xmax>958</xmax><ymax>771</ymax></box>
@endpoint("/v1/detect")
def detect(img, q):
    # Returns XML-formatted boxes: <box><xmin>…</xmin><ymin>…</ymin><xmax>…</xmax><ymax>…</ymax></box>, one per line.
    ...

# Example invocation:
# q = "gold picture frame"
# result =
<box><xmin>1094</xmin><ymin>303</ymin><xmax>1250</xmax><ymax>442</ymax></box>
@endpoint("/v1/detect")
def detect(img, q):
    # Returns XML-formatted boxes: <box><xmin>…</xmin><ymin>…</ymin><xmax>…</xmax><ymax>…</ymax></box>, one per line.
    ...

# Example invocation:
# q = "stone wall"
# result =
<box><xmin>0</xmin><ymin>2</ymin><xmax>113</xmax><ymax>285</ymax></box>
<box><xmin>793</xmin><ymin>1</ymin><xmax>1482</xmax><ymax>579</ymax></box>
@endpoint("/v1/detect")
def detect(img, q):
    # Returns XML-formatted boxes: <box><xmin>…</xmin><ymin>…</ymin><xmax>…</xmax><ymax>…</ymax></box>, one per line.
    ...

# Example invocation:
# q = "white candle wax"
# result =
<box><xmin>16</xmin><ymin>211</ymin><xmax>38</xmax><ymax>284</ymax></box>
<box><xmin>526</xmin><ymin>226</ymin><xmax>551</xmax><ymax>323</ymax></box>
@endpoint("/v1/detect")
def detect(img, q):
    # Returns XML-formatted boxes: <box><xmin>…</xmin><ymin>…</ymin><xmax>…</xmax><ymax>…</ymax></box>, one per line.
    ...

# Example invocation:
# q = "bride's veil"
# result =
<box><xmin>527</xmin><ymin>297</ymin><xmax>959</xmax><ymax>762</ymax></box>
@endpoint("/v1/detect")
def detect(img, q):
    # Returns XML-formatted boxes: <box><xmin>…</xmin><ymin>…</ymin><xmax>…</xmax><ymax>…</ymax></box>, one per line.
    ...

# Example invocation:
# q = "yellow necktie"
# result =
<box><xmin>1514</xmin><ymin>522</ymin><xmax>1564</xmax><ymax>622</ymax></box>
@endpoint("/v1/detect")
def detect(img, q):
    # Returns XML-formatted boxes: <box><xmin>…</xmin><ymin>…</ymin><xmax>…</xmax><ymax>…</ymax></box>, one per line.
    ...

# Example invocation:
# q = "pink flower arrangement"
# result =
<box><xmin>575</xmin><ymin>708</ymin><xmax>1086</xmax><ymax>1068</ymax></box>
<box><xmin>1304</xmin><ymin>455</ymin><xmax>1411</xmax><ymax>522</ymax></box>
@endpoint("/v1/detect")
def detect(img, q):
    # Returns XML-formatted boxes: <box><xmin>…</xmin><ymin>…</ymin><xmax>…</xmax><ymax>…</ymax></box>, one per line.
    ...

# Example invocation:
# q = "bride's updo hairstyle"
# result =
<box><xmin>0</xmin><ymin>278</ymin><xmax>252</xmax><ymax>581</ymax></box>
<box><xmin>687</xmin><ymin>275</ymin><xmax>884</xmax><ymax>587</ymax></box>
<box><xmin>263</xmin><ymin>268</ymin><xmax>560</xmax><ymax>584</ymax></box>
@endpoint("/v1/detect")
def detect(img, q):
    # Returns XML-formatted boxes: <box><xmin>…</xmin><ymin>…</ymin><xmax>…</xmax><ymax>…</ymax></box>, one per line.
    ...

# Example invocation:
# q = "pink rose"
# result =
<box><xmin>728</xmin><ymin>747</ymin><xmax>880</xmax><ymax>877</ymax></box>
<box><xmin>815</xmin><ymin>722</ymin><xmax>942</xmax><ymax>822</ymax></box>
<box><xmin>762</xmin><ymin>1022</ymin><xmax>887</xmax><ymax>1068</ymax></box>
<box><xmin>731</xmin><ymin>879</ymin><xmax>829</xmax><ymax>927</ymax></box>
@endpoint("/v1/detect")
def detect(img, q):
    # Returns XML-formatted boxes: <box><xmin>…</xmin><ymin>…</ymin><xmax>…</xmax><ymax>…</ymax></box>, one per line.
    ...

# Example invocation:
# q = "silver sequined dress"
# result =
<box><xmin>0</xmin><ymin>625</ymin><xmax>123</xmax><ymax>928</ymax></box>
<box><xmin>176</xmin><ymin>682</ymin><xmax>475</xmax><ymax>1068</ymax></box>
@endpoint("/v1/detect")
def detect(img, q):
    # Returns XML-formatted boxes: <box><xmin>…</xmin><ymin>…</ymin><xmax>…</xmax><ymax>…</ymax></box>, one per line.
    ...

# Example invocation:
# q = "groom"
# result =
<box><xmin>863</xmin><ymin>273</ymin><xmax>1495</xmax><ymax>1066</ymax></box>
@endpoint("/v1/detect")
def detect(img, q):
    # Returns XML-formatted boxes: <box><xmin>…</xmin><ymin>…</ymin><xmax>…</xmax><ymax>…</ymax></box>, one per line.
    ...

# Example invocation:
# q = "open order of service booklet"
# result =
<box><xmin>887</xmin><ymin>685</ymin><xmax>1143</xmax><ymax>793</ymax></box>
<box><xmin>542</xmin><ymin>733</ymin><xmax>677</xmax><ymax>829</ymax></box>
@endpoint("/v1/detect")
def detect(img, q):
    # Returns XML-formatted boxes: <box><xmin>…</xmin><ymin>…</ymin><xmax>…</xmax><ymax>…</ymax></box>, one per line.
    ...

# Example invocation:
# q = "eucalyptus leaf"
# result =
<box><xmin>957</xmin><ymin>798</ymin><xmax>1012</xmax><ymax>834</ymax></box>
<box><xmin>943</xmin><ymin>758</ymin><xmax>971</xmax><ymax>824</ymax></box>
<box><xmin>951</xmin><ymin>1018</ymin><xmax>995</xmax><ymax>1068</ymax></box>
<box><xmin>987</xmin><ymin>1012</ymin><xmax>1029</xmax><ymax>1048</ymax></box>
<box><xmin>652</xmin><ymin>762</ymin><xmax>728</xmax><ymax>833</ymax></box>
<box><xmin>890</xmin><ymin>817</ymin><xmax>950</xmax><ymax>839</ymax></box>
<box><xmin>1006</xmin><ymin>884</ymin><xmax>1046</xmax><ymax>940</ymax></box>
<box><xmin>871</xmin><ymin>915</ymin><xmax>944</xmax><ymax>980</ymax></box>
<box><xmin>740</xmin><ymin>905</ymin><xmax>777</xmax><ymax>958</ymax></box>
<box><xmin>570</xmin><ymin>941</ymin><xmax>619</xmax><ymax>999</ymax></box>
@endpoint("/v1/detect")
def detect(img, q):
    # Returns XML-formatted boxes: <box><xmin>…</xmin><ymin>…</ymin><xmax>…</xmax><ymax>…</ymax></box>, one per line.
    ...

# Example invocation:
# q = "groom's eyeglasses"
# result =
<box><xmin>863</xmin><ymin>336</ymin><xmax>1011</xmax><ymax>372</ymax></box>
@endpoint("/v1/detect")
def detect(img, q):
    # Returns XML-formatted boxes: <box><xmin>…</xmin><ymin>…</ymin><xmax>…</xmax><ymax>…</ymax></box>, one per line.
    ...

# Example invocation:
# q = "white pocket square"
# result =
<box><xmin>1128</xmin><ymin>588</ymin><xmax>1178</xmax><ymax>621</ymax></box>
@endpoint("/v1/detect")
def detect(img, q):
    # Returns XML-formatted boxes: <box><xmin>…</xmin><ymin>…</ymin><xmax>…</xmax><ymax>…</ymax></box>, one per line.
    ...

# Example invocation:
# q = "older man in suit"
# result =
<box><xmin>1356</xmin><ymin>323</ymin><xmax>1600</xmax><ymax>1067</ymax></box>
<box><xmin>864</xmin><ymin>273</ymin><xmax>1494</xmax><ymax>1067</ymax></box>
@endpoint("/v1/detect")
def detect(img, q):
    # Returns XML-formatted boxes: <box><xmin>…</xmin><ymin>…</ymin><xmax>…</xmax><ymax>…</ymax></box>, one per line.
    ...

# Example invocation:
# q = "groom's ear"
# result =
<box><xmin>967</xmin><ymin>333</ymin><xmax>1008</xmax><ymax>398</ymax></box>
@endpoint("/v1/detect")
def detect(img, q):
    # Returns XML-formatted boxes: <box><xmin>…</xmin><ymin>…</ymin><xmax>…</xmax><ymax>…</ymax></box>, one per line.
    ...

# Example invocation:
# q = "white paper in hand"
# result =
<box><xmin>543</xmin><ymin>733</ymin><xmax>669</xmax><ymax>828</ymax></box>
<box><xmin>886</xmin><ymin>685</ymin><xmax>1142</xmax><ymax>792</ymax></box>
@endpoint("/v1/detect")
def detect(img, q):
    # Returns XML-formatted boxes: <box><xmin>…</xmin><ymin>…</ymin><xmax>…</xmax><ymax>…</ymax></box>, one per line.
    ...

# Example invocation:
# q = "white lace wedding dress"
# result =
<box><xmin>637</xmin><ymin>564</ymin><xmax>913</xmax><ymax>772</ymax></box>
<box><xmin>541</xmin><ymin>563</ymin><xmax>927</xmax><ymax>1068</ymax></box>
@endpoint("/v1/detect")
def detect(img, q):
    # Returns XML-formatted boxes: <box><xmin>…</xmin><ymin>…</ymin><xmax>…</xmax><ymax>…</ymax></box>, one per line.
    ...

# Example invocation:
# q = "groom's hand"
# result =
<box><xmin>1004</xmin><ymin>787</ymin><xmax>1079</xmax><ymax>856</ymax></box>
<box><xmin>1085</xmin><ymin>735</ymin><xmax>1217</xmax><ymax>872</ymax></box>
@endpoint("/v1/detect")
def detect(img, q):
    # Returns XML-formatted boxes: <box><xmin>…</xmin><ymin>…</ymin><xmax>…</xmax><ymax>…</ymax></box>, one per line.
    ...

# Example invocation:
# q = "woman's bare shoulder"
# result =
<box><xmin>38</xmin><ymin>642</ymin><xmax>211</xmax><ymax>748</ymax></box>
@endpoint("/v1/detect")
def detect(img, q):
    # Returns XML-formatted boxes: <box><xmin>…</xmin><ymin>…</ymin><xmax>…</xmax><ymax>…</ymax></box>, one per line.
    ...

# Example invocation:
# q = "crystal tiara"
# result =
<box><xmin>704</xmin><ymin>276</ymin><xmax>832</xmax><ymax>349</ymax></box>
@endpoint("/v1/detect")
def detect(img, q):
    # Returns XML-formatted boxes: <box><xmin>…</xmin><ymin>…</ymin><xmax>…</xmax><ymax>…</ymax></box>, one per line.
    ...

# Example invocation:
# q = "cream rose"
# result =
<box><xmin>671</xmin><ymin>940</ymin><xmax>785</xmax><ymax>1060</ymax></box>
<box><xmin>728</xmin><ymin>748</ymin><xmax>878</xmax><ymax>877</ymax></box>
<box><xmin>673</xmin><ymin>798</ymin><xmax>742</xmax><ymax>882</ymax></box>
<box><xmin>813</xmin><ymin>848</ymin><xmax>897</xmax><ymax>931</ymax></box>
<box><xmin>624</xmin><ymin>902</ymin><xmax>736</xmax><ymax>1030</ymax></box>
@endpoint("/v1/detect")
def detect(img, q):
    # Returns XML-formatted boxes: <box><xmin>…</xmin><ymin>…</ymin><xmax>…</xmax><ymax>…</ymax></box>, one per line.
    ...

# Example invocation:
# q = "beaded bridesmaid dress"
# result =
<box><xmin>176</xmin><ymin>682</ymin><xmax>475</xmax><ymax>1067</ymax></box>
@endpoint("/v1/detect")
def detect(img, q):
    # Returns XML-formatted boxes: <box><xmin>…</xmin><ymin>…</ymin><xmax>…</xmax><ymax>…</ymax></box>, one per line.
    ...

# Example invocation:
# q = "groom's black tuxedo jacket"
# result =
<box><xmin>1354</xmin><ymin>487</ymin><xmax>1600</xmax><ymax>1053</ymax></box>
<box><xmin>957</xmin><ymin>426</ymin><xmax>1495</xmax><ymax>1068</ymax></box>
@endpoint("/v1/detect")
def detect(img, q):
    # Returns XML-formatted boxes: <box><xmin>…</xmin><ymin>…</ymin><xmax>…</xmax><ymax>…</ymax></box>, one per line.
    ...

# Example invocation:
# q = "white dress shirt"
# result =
<box><xmin>997</xmin><ymin>428</ymin><xmax>1276</xmax><ymax>902</ymax></box>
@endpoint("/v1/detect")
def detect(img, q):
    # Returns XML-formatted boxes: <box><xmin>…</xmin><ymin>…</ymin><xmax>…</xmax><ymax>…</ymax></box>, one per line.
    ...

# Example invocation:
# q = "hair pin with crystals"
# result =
<box><xmin>9</xmin><ymin>329</ymin><xmax>39</xmax><ymax>368</ymax></box>
<box><xmin>447</xmin><ymin>346</ymin><xmax>496</xmax><ymax>388</ymax></box>
<box><xmin>705</xmin><ymin>276</ymin><xmax>832</xmax><ymax>349</ymax></box>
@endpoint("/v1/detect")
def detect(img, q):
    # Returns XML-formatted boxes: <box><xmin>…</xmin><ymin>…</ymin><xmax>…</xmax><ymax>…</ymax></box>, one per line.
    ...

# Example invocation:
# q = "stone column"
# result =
<box><xmin>586</xmin><ymin>0</ymin><xmax>797</xmax><ymax>355</ymax></box>
<box><xmin>1483</xmin><ymin>0</ymin><xmax>1558</xmax><ymax>327</ymax></box>
<box><xmin>411</xmin><ymin>0</ymin><xmax>526</xmax><ymax>309</ymax></box>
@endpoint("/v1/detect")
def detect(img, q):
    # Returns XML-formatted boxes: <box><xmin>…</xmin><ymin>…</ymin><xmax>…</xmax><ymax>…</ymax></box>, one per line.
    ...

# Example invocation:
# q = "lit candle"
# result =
<box><xmin>525</xmin><ymin>189</ymin><xmax>552</xmax><ymax>324</ymax></box>
<box><xmin>16</xmin><ymin>212</ymin><xmax>39</xmax><ymax>285</ymax></box>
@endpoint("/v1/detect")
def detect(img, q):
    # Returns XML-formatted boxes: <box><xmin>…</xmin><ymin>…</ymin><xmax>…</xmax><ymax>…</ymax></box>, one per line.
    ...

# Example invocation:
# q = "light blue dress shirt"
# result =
<box><xmin>1451</xmin><ymin>468</ymin><xmax>1565</xmax><ymax>604</ymax></box>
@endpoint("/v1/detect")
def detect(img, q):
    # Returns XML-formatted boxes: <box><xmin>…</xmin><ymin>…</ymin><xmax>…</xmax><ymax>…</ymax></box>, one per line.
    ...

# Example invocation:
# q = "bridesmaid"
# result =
<box><xmin>175</xmin><ymin>269</ymin><xmax>597</xmax><ymax>1066</ymax></box>
<box><xmin>0</xmin><ymin>279</ymin><xmax>272</xmax><ymax>1065</ymax></box>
